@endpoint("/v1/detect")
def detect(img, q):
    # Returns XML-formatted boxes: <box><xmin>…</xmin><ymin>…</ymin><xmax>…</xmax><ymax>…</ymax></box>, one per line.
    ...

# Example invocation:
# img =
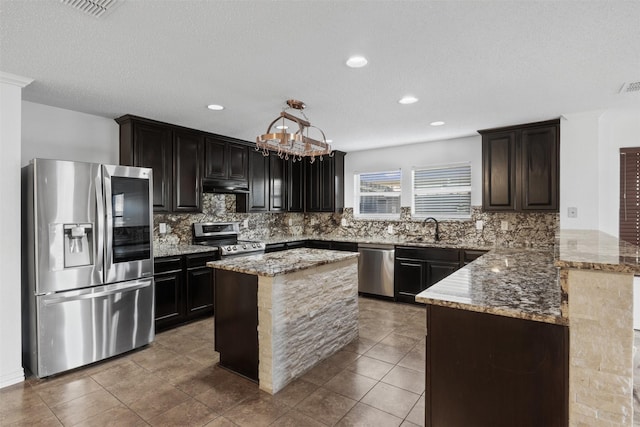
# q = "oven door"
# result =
<box><xmin>103</xmin><ymin>165</ymin><xmax>153</xmax><ymax>283</ymax></box>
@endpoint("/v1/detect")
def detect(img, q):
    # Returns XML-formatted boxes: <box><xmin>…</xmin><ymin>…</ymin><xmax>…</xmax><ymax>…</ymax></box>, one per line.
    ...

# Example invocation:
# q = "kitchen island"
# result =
<box><xmin>207</xmin><ymin>248</ymin><xmax>359</xmax><ymax>394</ymax></box>
<box><xmin>416</xmin><ymin>230</ymin><xmax>640</xmax><ymax>427</ymax></box>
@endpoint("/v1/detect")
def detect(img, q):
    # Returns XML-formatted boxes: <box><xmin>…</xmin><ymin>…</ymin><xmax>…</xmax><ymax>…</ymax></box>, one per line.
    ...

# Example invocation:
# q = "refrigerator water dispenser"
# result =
<box><xmin>63</xmin><ymin>223</ymin><xmax>93</xmax><ymax>268</ymax></box>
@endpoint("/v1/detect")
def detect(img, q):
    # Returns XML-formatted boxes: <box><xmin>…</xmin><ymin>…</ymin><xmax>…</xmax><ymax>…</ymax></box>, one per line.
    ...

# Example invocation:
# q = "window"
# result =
<box><xmin>354</xmin><ymin>170</ymin><xmax>401</xmax><ymax>218</ymax></box>
<box><xmin>620</xmin><ymin>148</ymin><xmax>640</xmax><ymax>246</ymax></box>
<box><xmin>412</xmin><ymin>163</ymin><xmax>471</xmax><ymax>219</ymax></box>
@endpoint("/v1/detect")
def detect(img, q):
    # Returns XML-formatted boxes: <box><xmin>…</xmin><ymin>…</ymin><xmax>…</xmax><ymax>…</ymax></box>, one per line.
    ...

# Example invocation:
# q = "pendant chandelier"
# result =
<box><xmin>256</xmin><ymin>99</ymin><xmax>332</xmax><ymax>163</ymax></box>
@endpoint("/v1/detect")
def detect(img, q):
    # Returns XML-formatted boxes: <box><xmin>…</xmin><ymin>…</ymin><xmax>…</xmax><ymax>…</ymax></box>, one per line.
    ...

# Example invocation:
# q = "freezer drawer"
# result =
<box><xmin>28</xmin><ymin>278</ymin><xmax>154</xmax><ymax>378</ymax></box>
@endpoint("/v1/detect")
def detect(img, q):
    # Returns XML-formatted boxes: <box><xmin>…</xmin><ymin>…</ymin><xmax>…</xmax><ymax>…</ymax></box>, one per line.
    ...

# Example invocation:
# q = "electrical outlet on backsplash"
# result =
<box><xmin>153</xmin><ymin>193</ymin><xmax>558</xmax><ymax>248</ymax></box>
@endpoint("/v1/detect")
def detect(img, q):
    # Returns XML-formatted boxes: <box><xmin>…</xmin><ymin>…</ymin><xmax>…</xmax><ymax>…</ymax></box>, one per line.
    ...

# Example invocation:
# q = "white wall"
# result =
<box><xmin>598</xmin><ymin>110</ymin><xmax>640</xmax><ymax>237</ymax></box>
<box><xmin>21</xmin><ymin>101</ymin><xmax>119</xmax><ymax>166</ymax></box>
<box><xmin>559</xmin><ymin>111</ymin><xmax>602</xmax><ymax>230</ymax></box>
<box><xmin>0</xmin><ymin>73</ymin><xmax>32</xmax><ymax>388</ymax></box>
<box><xmin>559</xmin><ymin>109</ymin><xmax>640</xmax><ymax>236</ymax></box>
<box><xmin>345</xmin><ymin>135</ymin><xmax>482</xmax><ymax>209</ymax></box>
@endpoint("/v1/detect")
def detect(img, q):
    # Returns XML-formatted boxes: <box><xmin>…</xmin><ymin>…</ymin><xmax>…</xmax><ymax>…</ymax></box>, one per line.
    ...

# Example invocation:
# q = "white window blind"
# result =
<box><xmin>412</xmin><ymin>163</ymin><xmax>471</xmax><ymax>218</ymax></box>
<box><xmin>355</xmin><ymin>170</ymin><xmax>401</xmax><ymax>218</ymax></box>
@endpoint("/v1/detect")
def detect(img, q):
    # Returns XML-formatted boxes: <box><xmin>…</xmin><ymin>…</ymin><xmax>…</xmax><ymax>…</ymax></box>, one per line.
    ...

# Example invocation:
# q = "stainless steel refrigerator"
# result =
<box><xmin>22</xmin><ymin>158</ymin><xmax>155</xmax><ymax>378</ymax></box>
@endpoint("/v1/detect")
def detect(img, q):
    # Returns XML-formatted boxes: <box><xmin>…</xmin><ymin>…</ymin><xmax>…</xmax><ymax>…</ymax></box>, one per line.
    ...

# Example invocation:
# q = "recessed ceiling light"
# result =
<box><xmin>346</xmin><ymin>56</ymin><xmax>368</xmax><ymax>68</ymax></box>
<box><xmin>398</xmin><ymin>96</ymin><xmax>418</xmax><ymax>105</ymax></box>
<box><xmin>276</xmin><ymin>125</ymin><xmax>288</xmax><ymax>130</ymax></box>
<box><xmin>207</xmin><ymin>104</ymin><xmax>224</xmax><ymax>111</ymax></box>
<box><xmin>430</xmin><ymin>121</ymin><xmax>445</xmax><ymax>126</ymax></box>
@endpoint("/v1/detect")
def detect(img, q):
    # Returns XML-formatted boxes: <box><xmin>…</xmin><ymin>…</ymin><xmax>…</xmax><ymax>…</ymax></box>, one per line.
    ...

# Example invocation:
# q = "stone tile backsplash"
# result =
<box><xmin>154</xmin><ymin>194</ymin><xmax>558</xmax><ymax>248</ymax></box>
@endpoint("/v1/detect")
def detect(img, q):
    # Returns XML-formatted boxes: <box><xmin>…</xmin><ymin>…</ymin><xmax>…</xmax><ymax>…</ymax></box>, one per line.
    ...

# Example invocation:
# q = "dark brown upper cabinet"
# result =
<box><xmin>287</xmin><ymin>158</ymin><xmax>304</xmax><ymax>212</ymax></box>
<box><xmin>237</xmin><ymin>151</ymin><xmax>287</xmax><ymax>213</ymax></box>
<box><xmin>204</xmin><ymin>137</ymin><xmax>249</xmax><ymax>185</ymax></box>
<box><xmin>479</xmin><ymin>119</ymin><xmax>559</xmax><ymax>212</ymax></box>
<box><xmin>305</xmin><ymin>151</ymin><xmax>345</xmax><ymax>213</ymax></box>
<box><xmin>117</xmin><ymin>115</ymin><xmax>203</xmax><ymax>213</ymax></box>
<box><xmin>119</xmin><ymin>121</ymin><xmax>173</xmax><ymax>212</ymax></box>
<box><xmin>173</xmin><ymin>130</ymin><xmax>203</xmax><ymax>212</ymax></box>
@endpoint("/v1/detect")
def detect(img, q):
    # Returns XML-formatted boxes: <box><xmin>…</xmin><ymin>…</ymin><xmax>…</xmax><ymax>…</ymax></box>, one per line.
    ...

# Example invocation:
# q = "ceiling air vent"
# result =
<box><xmin>60</xmin><ymin>0</ymin><xmax>122</xmax><ymax>18</ymax></box>
<box><xmin>619</xmin><ymin>81</ymin><xmax>640</xmax><ymax>94</ymax></box>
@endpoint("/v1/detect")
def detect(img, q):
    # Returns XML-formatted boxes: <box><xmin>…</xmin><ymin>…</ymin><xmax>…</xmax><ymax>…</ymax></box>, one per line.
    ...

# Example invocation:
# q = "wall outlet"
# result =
<box><xmin>475</xmin><ymin>220</ymin><xmax>483</xmax><ymax>231</ymax></box>
<box><xmin>341</xmin><ymin>218</ymin><xmax>347</xmax><ymax>227</ymax></box>
<box><xmin>568</xmin><ymin>207</ymin><xmax>578</xmax><ymax>218</ymax></box>
<box><xmin>159</xmin><ymin>223</ymin><xmax>167</xmax><ymax>234</ymax></box>
<box><xmin>243</xmin><ymin>219</ymin><xmax>249</xmax><ymax>228</ymax></box>
<box><xmin>387</xmin><ymin>224</ymin><xmax>394</xmax><ymax>234</ymax></box>
<box><xmin>501</xmin><ymin>220</ymin><xmax>509</xmax><ymax>231</ymax></box>
<box><xmin>288</xmin><ymin>218</ymin><xmax>293</xmax><ymax>226</ymax></box>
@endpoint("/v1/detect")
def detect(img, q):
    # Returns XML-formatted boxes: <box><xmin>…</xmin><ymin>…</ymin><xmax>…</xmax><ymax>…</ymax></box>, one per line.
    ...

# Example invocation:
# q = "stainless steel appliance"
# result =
<box><xmin>358</xmin><ymin>243</ymin><xmax>395</xmax><ymax>298</ymax></box>
<box><xmin>192</xmin><ymin>222</ymin><xmax>265</xmax><ymax>257</ymax></box>
<box><xmin>22</xmin><ymin>159</ymin><xmax>155</xmax><ymax>378</ymax></box>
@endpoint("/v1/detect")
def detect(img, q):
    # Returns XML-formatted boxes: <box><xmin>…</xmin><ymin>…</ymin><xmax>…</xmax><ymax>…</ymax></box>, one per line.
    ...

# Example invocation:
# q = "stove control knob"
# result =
<box><xmin>252</xmin><ymin>243</ymin><xmax>257</xmax><ymax>248</ymax></box>
<box><xmin>242</xmin><ymin>244</ymin><xmax>248</xmax><ymax>249</ymax></box>
<box><xmin>225</xmin><ymin>246</ymin><xmax>232</xmax><ymax>251</ymax></box>
<box><xmin>232</xmin><ymin>246</ymin><xmax>237</xmax><ymax>251</ymax></box>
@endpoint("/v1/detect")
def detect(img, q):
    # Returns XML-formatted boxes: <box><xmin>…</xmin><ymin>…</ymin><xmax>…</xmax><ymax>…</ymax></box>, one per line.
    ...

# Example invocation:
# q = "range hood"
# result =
<box><xmin>202</xmin><ymin>178</ymin><xmax>249</xmax><ymax>194</ymax></box>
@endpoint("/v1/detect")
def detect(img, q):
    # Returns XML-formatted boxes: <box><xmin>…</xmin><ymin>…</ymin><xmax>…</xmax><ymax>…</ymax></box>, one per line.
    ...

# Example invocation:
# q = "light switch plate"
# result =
<box><xmin>341</xmin><ymin>218</ymin><xmax>347</xmax><ymax>227</ymax></box>
<box><xmin>475</xmin><ymin>220</ymin><xmax>483</xmax><ymax>230</ymax></box>
<box><xmin>288</xmin><ymin>218</ymin><xmax>293</xmax><ymax>226</ymax></box>
<box><xmin>568</xmin><ymin>207</ymin><xmax>578</xmax><ymax>218</ymax></box>
<box><xmin>387</xmin><ymin>224</ymin><xmax>393</xmax><ymax>234</ymax></box>
<box><xmin>501</xmin><ymin>220</ymin><xmax>509</xmax><ymax>231</ymax></box>
<box><xmin>243</xmin><ymin>219</ymin><xmax>249</xmax><ymax>228</ymax></box>
<box><xmin>159</xmin><ymin>223</ymin><xmax>167</xmax><ymax>234</ymax></box>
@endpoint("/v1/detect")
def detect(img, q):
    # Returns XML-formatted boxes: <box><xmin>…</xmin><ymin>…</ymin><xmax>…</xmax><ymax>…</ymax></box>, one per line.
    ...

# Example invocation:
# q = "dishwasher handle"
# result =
<box><xmin>358</xmin><ymin>243</ymin><xmax>395</xmax><ymax>250</ymax></box>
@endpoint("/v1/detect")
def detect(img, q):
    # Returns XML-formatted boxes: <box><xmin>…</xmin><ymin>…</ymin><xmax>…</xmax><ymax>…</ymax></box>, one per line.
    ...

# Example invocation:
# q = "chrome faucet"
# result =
<box><xmin>424</xmin><ymin>217</ymin><xmax>440</xmax><ymax>241</ymax></box>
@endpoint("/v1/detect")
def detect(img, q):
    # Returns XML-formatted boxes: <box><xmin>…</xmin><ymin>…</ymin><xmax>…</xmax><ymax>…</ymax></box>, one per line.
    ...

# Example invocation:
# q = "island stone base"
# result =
<box><xmin>257</xmin><ymin>258</ymin><xmax>359</xmax><ymax>394</ymax></box>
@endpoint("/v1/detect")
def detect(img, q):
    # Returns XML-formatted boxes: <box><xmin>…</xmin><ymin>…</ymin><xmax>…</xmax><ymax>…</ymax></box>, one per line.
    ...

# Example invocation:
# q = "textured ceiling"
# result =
<box><xmin>1</xmin><ymin>0</ymin><xmax>639</xmax><ymax>152</ymax></box>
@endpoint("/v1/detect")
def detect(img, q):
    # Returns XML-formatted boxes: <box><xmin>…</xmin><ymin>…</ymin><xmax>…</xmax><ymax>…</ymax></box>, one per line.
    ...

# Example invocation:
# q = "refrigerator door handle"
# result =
<box><xmin>41</xmin><ymin>279</ymin><xmax>153</xmax><ymax>306</ymax></box>
<box><xmin>102</xmin><ymin>165</ymin><xmax>115</xmax><ymax>283</ymax></box>
<box><xmin>94</xmin><ymin>172</ymin><xmax>105</xmax><ymax>281</ymax></box>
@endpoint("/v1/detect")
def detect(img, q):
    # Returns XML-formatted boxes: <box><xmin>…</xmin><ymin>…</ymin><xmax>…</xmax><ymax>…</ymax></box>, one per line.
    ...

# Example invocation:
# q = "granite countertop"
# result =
<box><xmin>554</xmin><ymin>229</ymin><xmax>640</xmax><ymax>273</ymax></box>
<box><xmin>257</xmin><ymin>234</ymin><xmax>496</xmax><ymax>251</ymax></box>
<box><xmin>415</xmin><ymin>248</ymin><xmax>565</xmax><ymax>325</ymax></box>
<box><xmin>207</xmin><ymin>248</ymin><xmax>359</xmax><ymax>277</ymax></box>
<box><xmin>154</xmin><ymin>244</ymin><xmax>218</xmax><ymax>258</ymax></box>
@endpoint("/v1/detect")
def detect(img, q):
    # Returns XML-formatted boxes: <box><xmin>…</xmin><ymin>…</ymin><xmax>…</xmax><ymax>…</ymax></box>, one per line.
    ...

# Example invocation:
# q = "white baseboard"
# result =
<box><xmin>0</xmin><ymin>368</ymin><xmax>25</xmax><ymax>389</ymax></box>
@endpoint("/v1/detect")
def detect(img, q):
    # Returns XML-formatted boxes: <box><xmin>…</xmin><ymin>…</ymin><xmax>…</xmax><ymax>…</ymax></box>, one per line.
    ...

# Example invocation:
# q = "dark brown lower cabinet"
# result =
<box><xmin>426</xmin><ymin>304</ymin><xmax>568</xmax><ymax>427</ymax></box>
<box><xmin>154</xmin><ymin>256</ymin><xmax>183</xmax><ymax>330</ymax></box>
<box><xmin>154</xmin><ymin>251</ymin><xmax>218</xmax><ymax>331</ymax></box>
<box><xmin>214</xmin><ymin>269</ymin><xmax>258</xmax><ymax>381</ymax></box>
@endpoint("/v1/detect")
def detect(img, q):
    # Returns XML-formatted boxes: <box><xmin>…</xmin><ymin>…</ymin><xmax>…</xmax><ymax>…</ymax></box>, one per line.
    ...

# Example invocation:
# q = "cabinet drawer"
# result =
<box><xmin>396</xmin><ymin>246</ymin><xmax>460</xmax><ymax>262</ymax></box>
<box><xmin>286</xmin><ymin>241</ymin><xmax>306</xmax><ymax>249</ymax></box>
<box><xmin>463</xmin><ymin>249</ymin><xmax>488</xmax><ymax>264</ymax></box>
<box><xmin>154</xmin><ymin>257</ymin><xmax>183</xmax><ymax>274</ymax></box>
<box><xmin>185</xmin><ymin>251</ymin><xmax>219</xmax><ymax>268</ymax></box>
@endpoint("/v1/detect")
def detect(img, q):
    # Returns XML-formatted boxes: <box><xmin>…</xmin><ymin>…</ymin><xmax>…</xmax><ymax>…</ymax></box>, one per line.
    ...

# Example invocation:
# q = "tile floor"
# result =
<box><xmin>0</xmin><ymin>297</ymin><xmax>426</xmax><ymax>426</ymax></box>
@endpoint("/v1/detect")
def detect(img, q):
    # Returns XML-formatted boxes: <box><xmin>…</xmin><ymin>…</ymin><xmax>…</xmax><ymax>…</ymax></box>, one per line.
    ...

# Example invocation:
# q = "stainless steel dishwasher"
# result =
<box><xmin>358</xmin><ymin>243</ymin><xmax>395</xmax><ymax>298</ymax></box>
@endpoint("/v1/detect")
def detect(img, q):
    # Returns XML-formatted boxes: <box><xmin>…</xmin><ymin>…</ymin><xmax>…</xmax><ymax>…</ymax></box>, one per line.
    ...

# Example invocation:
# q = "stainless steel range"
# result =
<box><xmin>192</xmin><ymin>222</ymin><xmax>265</xmax><ymax>257</ymax></box>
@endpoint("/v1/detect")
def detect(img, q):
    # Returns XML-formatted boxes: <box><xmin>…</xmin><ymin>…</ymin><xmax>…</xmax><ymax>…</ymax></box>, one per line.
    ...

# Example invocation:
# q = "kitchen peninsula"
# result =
<box><xmin>417</xmin><ymin>230</ymin><xmax>640</xmax><ymax>426</ymax></box>
<box><xmin>207</xmin><ymin>248</ymin><xmax>359</xmax><ymax>394</ymax></box>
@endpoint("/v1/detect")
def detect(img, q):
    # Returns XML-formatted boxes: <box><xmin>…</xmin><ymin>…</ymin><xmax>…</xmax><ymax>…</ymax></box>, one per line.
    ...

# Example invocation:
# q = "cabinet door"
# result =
<box><xmin>305</xmin><ymin>159</ymin><xmax>322</xmax><ymax>212</ymax></box>
<box><xmin>520</xmin><ymin>124</ymin><xmax>559</xmax><ymax>211</ymax></box>
<box><xmin>228</xmin><ymin>143</ymin><xmax>249</xmax><ymax>182</ymax></box>
<box><xmin>319</xmin><ymin>158</ymin><xmax>335</xmax><ymax>212</ymax></box>
<box><xmin>154</xmin><ymin>271</ymin><xmax>183</xmax><ymax>330</ymax></box>
<box><xmin>427</xmin><ymin>261</ymin><xmax>459</xmax><ymax>287</ymax></box>
<box><xmin>269</xmin><ymin>155</ymin><xmax>287</xmax><ymax>211</ymax></box>
<box><xmin>287</xmin><ymin>159</ymin><xmax>304</xmax><ymax>212</ymax></box>
<box><xmin>133</xmin><ymin>123</ymin><xmax>172</xmax><ymax>212</ymax></box>
<box><xmin>173</xmin><ymin>131</ymin><xmax>203</xmax><ymax>212</ymax></box>
<box><xmin>395</xmin><ymin>258</ymin><xmax>426</xmax><ymax>303</ymax></box>
<box><xmin>247</xmin><ymin>150</ymin><xmax>269</xmax><ymax>212</ymax></box>
<box><xmin>482</xmin><ymin>131</ymin><xmax>517</xmax><ymax>211</ymax></box>
<box><xmin>186</xmin><ymin>267</ymin><xmax>214</xmax><ymax>318</ymax></box>
<box><xmin>204</xmin><ymin>138</ymin><xmax>226</xmax><ymax>179</ymax></box>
